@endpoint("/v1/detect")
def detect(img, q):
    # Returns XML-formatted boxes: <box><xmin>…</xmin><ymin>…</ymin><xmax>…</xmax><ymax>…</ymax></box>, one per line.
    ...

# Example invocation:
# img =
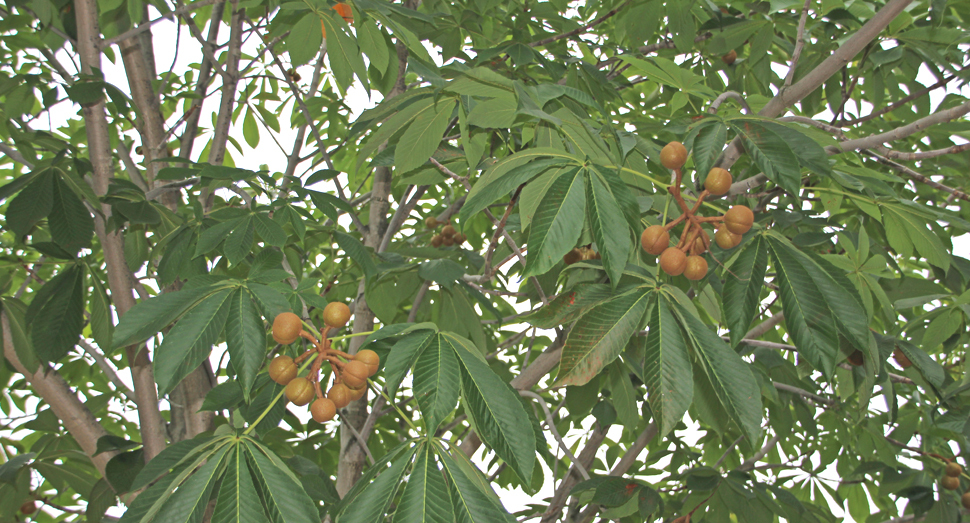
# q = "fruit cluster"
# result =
<box><xmin>426</xmin><ymin>217</ymin><xmax>466</xmax><ymax>247</ymax></box>
<box><xmin>563</xmin><ymin>246</ymin><xmax>601</xmax><ymax>265</ymax></box>
<box><xmin>268</xmin><ymin>302</ymin><xmax>380</xmax><ymax>423</ymax></box>
<box><xmin>641</xmin><ymin>141</ymin><xmax>754</xmax><ymax>280</ymax></box>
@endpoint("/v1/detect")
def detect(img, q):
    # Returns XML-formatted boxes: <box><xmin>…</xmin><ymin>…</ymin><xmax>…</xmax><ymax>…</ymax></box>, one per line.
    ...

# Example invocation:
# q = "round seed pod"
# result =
<box><xmin>641</xmin><ymin>225</ymin><xmax>670</xmax><ymax>256</ymax></box>
<box><xmin>328</xmin><ymin>383</ymin><xmax>353</xmax><ymax>409</ymax></box>
<box><xmin>310</xmin><ymin>398</ymin><xmax>337</xmax><ymax>423</ymax></box>
<box><xmin>268</xmin><ymin>355</ymin><xmax>298</xmax><ymax>385</ymax></box>
<box><xmin>659</xmin><ymin>247</ymin><xmax>687</xmax><ymax>276</ymax></box>
<box><xmin>684</xmin><ymin>256</ymin><xmax>708</xmax><ymax>281</ymax></box>
<box><xmin>323</xmin><ymin>302</ymin><xmax>351</xmax><ymax>328</ymax></box>
<box><xmin>272</xmin><ymin>312</ymin><xmax>302</xmax><ymax>345</ymax></box>
<box><xmin>660</xmin><ymin>141</ymin><xmax>688</xmax><ymax>170</ymax></box>
<box><xmin>285</xmin><ymin>377</ymin><xmax>314</xmax><ymax>406</ymax></box>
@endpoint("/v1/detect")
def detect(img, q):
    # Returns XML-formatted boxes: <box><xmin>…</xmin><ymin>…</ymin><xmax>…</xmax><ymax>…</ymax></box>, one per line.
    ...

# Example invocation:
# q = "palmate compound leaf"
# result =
<box><xmin>642</xmin><ymin>293</ymin><xmax>692</xmax><ymax>438</ymax></box>
<box><xmin>148</xmin><ymin>444</ymin><xmax>231</xmax><ymax>523</ymax></box>
<box><xmin>443</xmin><ymin>332</ymin><xmax>536</xmax><ymax>483</ymax></box>
<box><xmin>393</xmin><ymin>443</ymin><xmax>455</xmax><ymax>523</ymax></box>
<box><xmin>112</xmin><ymin>285</ymin><xmax>217</xmax><ymax>348</ymax></box>
<box><xmin>555</xmin><ymin>287</ymin><xmax>652</xmax><ymax>387</ymax></box>
<box><xmin>666</xmin><ymin>294</ymin><xmax>763</xmax><ymax>443</ymax></box>
<box><xmin>383</xmin><ymin>330</ymin><xmax>436</xmax><ymax>398</ymax></box>
<box><xmin>226</xmin><ymin>288</ymin><xmax>266</xmax><ymax>401</ymax></box>
<box><xmin>522</xmin><ymin>166</ymin><xmax>586</xmax><ymax>278</ymax></box>
<box><xmin>727</xmin><ymin>119</ymin><xmax>801</xmax><ymax>195</ymax></box>
<box><xmin>245</xmin><ymin>439</ymin><xmax>321</xmax><ymax>523</ymax></box>
<box><xmin>723</xmin><ymin>235</ymin><xmax>768</xmax><ymax>346</ymax></box>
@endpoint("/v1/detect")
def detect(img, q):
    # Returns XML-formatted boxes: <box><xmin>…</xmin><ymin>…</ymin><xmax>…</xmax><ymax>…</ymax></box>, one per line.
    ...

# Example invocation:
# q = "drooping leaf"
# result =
<box><xmin>556</xmin><ymin>287</ymin><xmax>651</xmax><ymax>387</ymax></box>
<box><xmin>154</xmin><ymin>289</ymin><xmax>234</xmax><ymax>395</ymax></box>
<box><xmin>336</xmin><ymin>444</ymin><xmax>416</xmax><ymax>523</ymax></box>
<box><xmin>723</xmin><ymin>235</ymin><xmax>768</xmax><ymax>345</ymax></box>
<box><xmin>395</xmin><ymin>98</ymin><xmax>457</xmax><ymax>173</ymax></box>
<box><xmin>413</xmin><ymin>336</ymin><xmax>461</xmax><ymax>432</ymax></box>
<box><xmin>383</xmin><ymin>330</ymin><xmax>435</xmax><ymax>398</ymax></box>
<box><xmin>245</xmin><ymin>440</ymin><xmax>321</xmax><ymax>523</ymax></box>
<box><xmin>88</xmin><ymin>273</ymin><xmax>114</xmax><ymax>352</ymax></box>
<box><xmin>728</xmin><ymin>119</ymin><xmax>802</xmax><ymax>195</ymax></box>
<box><xmin>5</xmin><ymin>168</ymin><xmax>53</xmax><ymax>236</ymax></box>
<box><xmin>444</xmin><ymin>332</ymin><xmax>536</xmax><ymax>483</ymax></box>
<box><xmin>643</xmin><ymin>293</ymin><xmax>691</xmax><ymax>438</ymax></box>
<box><xmin>461</xmin><ymin>150</ymin><xmax>579</xmax><ymax>222</ymax></box>
<box><xmin>524</xmin><ymin>283</ymin><xmax>613</xmax><ymax>329</ymax></box>
<box><xmin>113</xmin><ymin>286</ymin><xmax>215</xmax><ymax>348</ymax></box>
<box><xmin>48</xmin><ymin>175</ymin><xmax>93</xmax><ymax>253</ymax></box>
<box><xmin>436</xmin><ymin>448</ymin><xmax>515</xmax><ymax>523</ymax></box>
<box><xmin>29</xmin><ymin>264</ymin><xmax>85</xmax><ymax>362</ymax></box>
<box><xmin>585</xmin><ymin>169</ymin><xmax>631</xmax><ymax>287</ymax></box>
<box><xmin>149</xmin><ymin>444</ymin><xmax>230</xmax><ymax>523</ymax></box>
<box><xmin>522</xmin><ymin>167</ymin><xmax>585</xmax><ymax>277</ymax></box>
<box><xmin>226</xmin><ymin>289</ymin><xmax>266</xmax><ymax>400</ymax></box>
<box><xmin>1</xmin><ymin>297</ymin><xmax>40</xmax><ymax>373</ymax></box>
<box><xmin>667</xmin><ymin>296</ymin><xmax>763</xmax><ymax>443</ymax></box>
<box><xmin>212</xmin><ymin>447</ymin><xmax>270</xmax><ymax>523</ymax></box>
<box><xmin>393</xmin><ymin>444</ymin><xmax>454</xmax><ymax>523</ymax></box>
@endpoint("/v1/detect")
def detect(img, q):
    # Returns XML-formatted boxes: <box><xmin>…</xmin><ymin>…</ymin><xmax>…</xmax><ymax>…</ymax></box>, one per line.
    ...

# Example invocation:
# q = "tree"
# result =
<box><xmin>2</xmin><ymin>0</ymin><xmax>970</xmax><ymax>520</ymax></box>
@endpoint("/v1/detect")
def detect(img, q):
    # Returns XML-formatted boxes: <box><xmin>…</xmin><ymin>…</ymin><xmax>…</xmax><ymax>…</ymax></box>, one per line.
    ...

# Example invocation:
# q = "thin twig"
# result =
<box><xmin>784</xmin><ymin>0</ymin><xmax>812</xmax><ymax>86</ymax></box>
<box><xmin>708</xmin><ymin>91</ymin><xmax>752</xmax><ymax>114</ymax></box>
<box><xmin>102</xmin><ymin>0</ymin><xmax>223</xmax><ymax>47</ymax></box>
<box><xmin>520</xmin><ymin>390</ymin><xmax>589</xmax><ymax>480</ymax></box>
<box><xmin>529</xmin><ymin>0</ymin><xmax>631</xmax><ymax>48</ymax></box>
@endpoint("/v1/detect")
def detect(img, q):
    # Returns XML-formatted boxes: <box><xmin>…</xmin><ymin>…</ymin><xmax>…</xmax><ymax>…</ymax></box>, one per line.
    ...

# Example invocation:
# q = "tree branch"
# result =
<box><xmin>738</xmin><ymin>434</ymin><xmax>780</xmax><ymax>471</ymax></box>
<box><xmin>773</xmin><ymin>382</ymin><xmax>836</xmax><ymax>407</ymax></box>
<box><xmin>529</xmin><ymin>0</ymin><xmax>630</xmax><ymax>48</ymax></box>
<box><xmin>708</xmin><ymin>91</ymin><xmax>751</xmax><ymax>114</ymax></box>
<box><xmin>520</xmin><ymin>390</ymin><xmax>589</xmax><ymax>480</ymax></box>
<box><xmin>101</xmin><ymin>0</ymin><xmax>223</xmax><ymax>47</ymax></box>
<box><xmin>784</xmin><ymin>0</ymin><xmax>812</xmax><ymax>87</ymax></box>
<box><xmin>864</xmin><ymin>151</ymin><xmax>970</xmax><ymax>202</ymax></box>
<box><xmin>829</xmin><ymin>99</ymin><xmax>970</xmax><ymax>154</ymax></box>
<box><xmin>178</xmin><ymin>0</ymin><xmax>226</xmax><ymax>161</ymax></box>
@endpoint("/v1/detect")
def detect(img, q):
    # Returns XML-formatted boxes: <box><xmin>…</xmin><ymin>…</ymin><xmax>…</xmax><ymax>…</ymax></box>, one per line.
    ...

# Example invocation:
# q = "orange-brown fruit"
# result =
<box><xmin>962</xmin><ymin>491</ymin><xmax>970</xmax><ymax>510</ymax></box>
<box><xmin>673</xmin><ymin>517</ymin><xmax>689</xmax><ymax>523</ymax></box>
<box><xmin>659</xmin><ymin>247</ymin><xmax>688</xmax><ymax>276</ymax></box>
<box><xmin>323</xmin><ymin>302</ymin><xmax>351</xmax><ymax>328</ymax></box>
<box><xmin>268</xmin><ymin>355</ymin><xmax>298</xmax><ymax>385</ymax></box>
<box><xmin>272</xmin><ymin>312</ymin><xmax>302</xmax><ymax>345</ymax></box>
<box><xmin>287</xmin><ymin>68</ymin><xmax>301</xmax><ymax>82</ymax></box>
<box><xmin>431</xmin><ymin>234</ymin><xmax>444</xmax><ymax>247</ymax></box>
<box><xmin>310</xmin><ymin>398</ymin><xmax>337</xmax><ymax>422</ymax></box>
<box><xmin>724</xmin><ymin>205</ymin><xmax>754</xmax><ymax>235</ymax></box>
<box><xmin>333</xmin><ymin>2</ymin><xmax>353</xmax><ymax>22</ymax></box>
<box><xmin>947</xmin><ymin>462</ymin><xmax>963</xmax><ymax>477</ymax></box>
<box><xmin>425</xmin><ymin>216</ymin><xmax>438</xmax><ymax>229</ymax></box>
<box><xmin>684</xmin><ymin>256</ymin><xmax>708</xmax><ymax>281</ymax></box>
<box><xmin>348</xmin><ymin>384</ymin><xmax>366</xmax><ymax>401</ymax></box>
<box><xmin>660</xmin><ymin>141</ymin><xmax>689</xmax><ymax>170</ymax></box>
<box><xmin>704</xmin><ymin>167</ymin><xmax>732</xmax><ymax>195</ymax></box>
<box><xmin>690</xmin><ymin>236</ymin><xmax>707</xmax><ymax>256</ymax></box>
<box><xmin>20</xmin><ymin>501</ymin><xmax>36</xmax><ymax>515</ymax></box>
<box><xmin>441</xmin><ymin>224</ymin><xmax>457</xmax><ymax>238</ymax></box>
<box><xmin>442</xmin><ymin>235</ymin><xmax>455</xmax><ymax>246</ymax></box>
<box><xmin>563</xmin><ymin>248</ymin><xmax>583</xmax><ymax>265</ymax></box>
<box><xmin>342</xmin><ymin>360</ymin><xmax>370</xmax><ymax>389</ymax></box>
<box><xmin>592</xmin><ymin>251</ymin><xmax>602</xmax><ymax>260</ymax></box>
<box><xmin>722</xmin><ymin>49</ymin><xmax>737</xmax><ymax>65</ymax></box>
<box><xmin>893</xmin><ymin>349</ymin><xmax>913</xmax><ymax>369</ymax></box>
<box><xmin>714</xmin><ymin>227</ymin><xmax>742</xmax><ymax>250</ymax></box>
<box><xmin>641</xmin><ymin>225</ymin><xmax>670</xmax><ymax>255</ymax></box>
<box><xmin>285</xmin><ymin>377</ymin><xmax>314</xmax><ymax>406</ymax></box>
<box><xmin>455</xmin><ymin>233</ymin><xmax>466</xmax><ymax>244</ymax></box>
<box><xmin>356</xmin><ymin>349</ymin><xmax>380</xmax><ymax>376</ymax></box>
<box><xmin>328</xmin><ymin>383</ymin><xmax>353</xmax><ymax>409</ymax></box>
<box><xmin>943</xmin><ymin>475</ymin><xmax>960</xmax><ymax>490</ymax></box>
<box><xmin>847</xmin><ymin>350</ymin><xmax>864</xmax><ymax>366</ymax></box>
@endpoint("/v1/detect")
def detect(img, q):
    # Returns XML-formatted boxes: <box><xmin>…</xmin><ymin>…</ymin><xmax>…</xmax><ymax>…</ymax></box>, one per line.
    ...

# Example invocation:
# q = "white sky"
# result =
<box><xmin>6</xmin><ymin>7</ymin><xmax>970</xmax><ymax>522</ymax></box>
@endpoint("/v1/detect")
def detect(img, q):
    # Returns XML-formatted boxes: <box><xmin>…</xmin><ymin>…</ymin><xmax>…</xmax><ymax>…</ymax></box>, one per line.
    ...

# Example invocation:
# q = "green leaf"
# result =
<box><xmin>357</xmin><ymin>95</ymin><xmax>435</xmax><ymax>166</ymax></box>
<box><xmin>444</xmin><ymin>332</ymin><xmax>536</xmax><ymax>483</ymax></box>
<box><xmin>413</xmin><ymin>336</ymin><xmax>461</xmax><ymax>432</ymax></box>
<box><xmin>243</xmin><ymin>108</ymin><xmax>259</xmax><ymax>148</ymax></box>
<box><xmin>394</xmin><ymin>98</ymin><xmax>458</xmax><ymax>173</ymax></box>
<box><xmin>289</xmin><ymin>12</ymin><xmax>323</xmax><ymax>66</ymax></box>
<box><xmin>226</xmin><ymin>289</ymin><xmax>265</xmax><ymax>401</ymax></box>
<box><xmin>437</xmin><ymin>449</ymin><xmax>514</xmax><ymax>523</ymax></box>
<box><xmin>113</xmin><ymin>286</ymin><xmax>216</xmax><ymax>348</ymax></box>
<box><xmin>668</xmin><ymin>1</ymin><xmax>697</xmax><ymax>53</ymax></box>
<box><xmin>667</xmin><ymin>297</ymin><xmax>763</xmax><ymax>442</ymax></box>
<box><xmin>723</xmin><ymin>236</ymin><xmax>768</xmax><ymax>345</ymax></box>
<box><xmin>687</xmin><ymin>120</ymin><xmax>728</xmax><ymax>184</ymax></box>
<box><xmin>728</xmin><ymin>120</ymin><xmax>802</xmax><ymax>195</ymax></box>
<box><xmin>6</xmin><ymin>169</ymin><xmax>53</xmax><ymax>236</ymax></box>
<box><xmin>768</xmin><ymin>236</ymin><xmax>840</xmax><ymax>375</ymax></box>
<box><xmin>334</xmin><ymin>231</ymin><xmax>377</xmax><ymax>278</ymax></box>
<box><xmin>130</xmin><ymin>437</ymin><xmax>217</xmax><ymax>492</ymax></box>
<box><xmin>523</xmin><ymin>167</ymin><xmax>585</xmax><ymax>277</ymax></box>
<box><xmin>643</xmin><ymin>294</ymin><xmax>691</xmax><ymax>438</ymax></box>
<box><xmin>245</xmin><ymin>440</ymin><xmax>321</xmax><ymax>523</ymax></box>
<box><xmin>30</xmin><ymin>264</ymin><xmax>85</xmax><ymax>362</ymax></box>
<box><xmin>336</xmin><ymin>444</ymin><xmax>416</xmax><ymax>523</ymax></box>
<box><xmin>461</xmin><ymin>149</ymin><xmax>579</xmax><ymax>222</ymax></box>
<box><xmin>883</xmin><ymin>204</ymin><xmax>950</xmax><ymax>272</ymax></box>
<box><xmin>199</xmin><ymin>381</ymin><xmax>243</xmax><ymax>411</ymax></box>
<box><xmin>383</xmin><ymin>330</ymin><xmax>435</xmax><ymax>398</ymax></box>
<box><xmin>321</xmin><ymin>11</ymin><xmax>369</xmax><ymax>93</ymax></box>
<box><xmin>524</xmin><ymin>283</ymin><xmax>613</xmax><ymax>329</ymax></box>
<box><xmin>585</xmin><ymin>169</ymin><xmax>631</xmax><ymax>287</ymax></box>
<box><xmin>88</xmin><ymin>273</ymin><xmax>114</xmax><ymax>352</ymax></box>
<box><xmin>895</xmin><ymin>339</ymin><xmax>945</xmax><ymax>387</ymax></box>
<box><xmin>247</xmin><ymin>283</ymin><xmax>294</xmax><ymax>320</ymax></box>
<box><xmin>212</xmin><ymin>446</ymin><xmax>270</xmax><ymax>523</ymax></box>
<box><xmin>393</xmin><ymin>444</ymin><xmax>454</xmax><ymax>523</ymax></box>
<box><xmin>1</xmin><ymin>297</ymin><xmax>40</xmax><ymax>373</ymax></box>
<box><xmin>154</xmin><ymin>289</ymin><xmax>233</xmax><ymax>395</ymax></box>
<box><xmin>48</xmin><ymin>175</ymin><xmax>93</xmax><ymax>253</ymax></box>
<box><xmin>150</xmin><ymin>444</ymin><xmax>230</xmax><ymax>523</ymax></box>
<box><xmin>224</xmin><ymin>216</ymin><xmax>255</xmax><ymax>265</ymax></box>
<box><xmin>467</xmin><ymin>95</ymin><xmax>517</xmax><ymax>128</ymax></box>
<box><xmin>556</xmin><ymin>287</ymin><xmax>651</xmax><ymax>387</ymax></box>
<box><xmin>195</xmin><ymin>218</ymin><xmax>244</xmax><ymax>258</ymax></box>
<box><xmin>254</xmin><ymin>213</ymin><xmax>287</xmax><ymax>247</ymax></box>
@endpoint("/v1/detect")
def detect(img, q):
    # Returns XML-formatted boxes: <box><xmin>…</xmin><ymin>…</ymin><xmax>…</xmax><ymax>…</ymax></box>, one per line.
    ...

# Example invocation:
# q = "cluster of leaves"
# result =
<box><xmin>2</xmin><ymin>0</ymin><xmax>970</xmax><ymax>522</ymax></box>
